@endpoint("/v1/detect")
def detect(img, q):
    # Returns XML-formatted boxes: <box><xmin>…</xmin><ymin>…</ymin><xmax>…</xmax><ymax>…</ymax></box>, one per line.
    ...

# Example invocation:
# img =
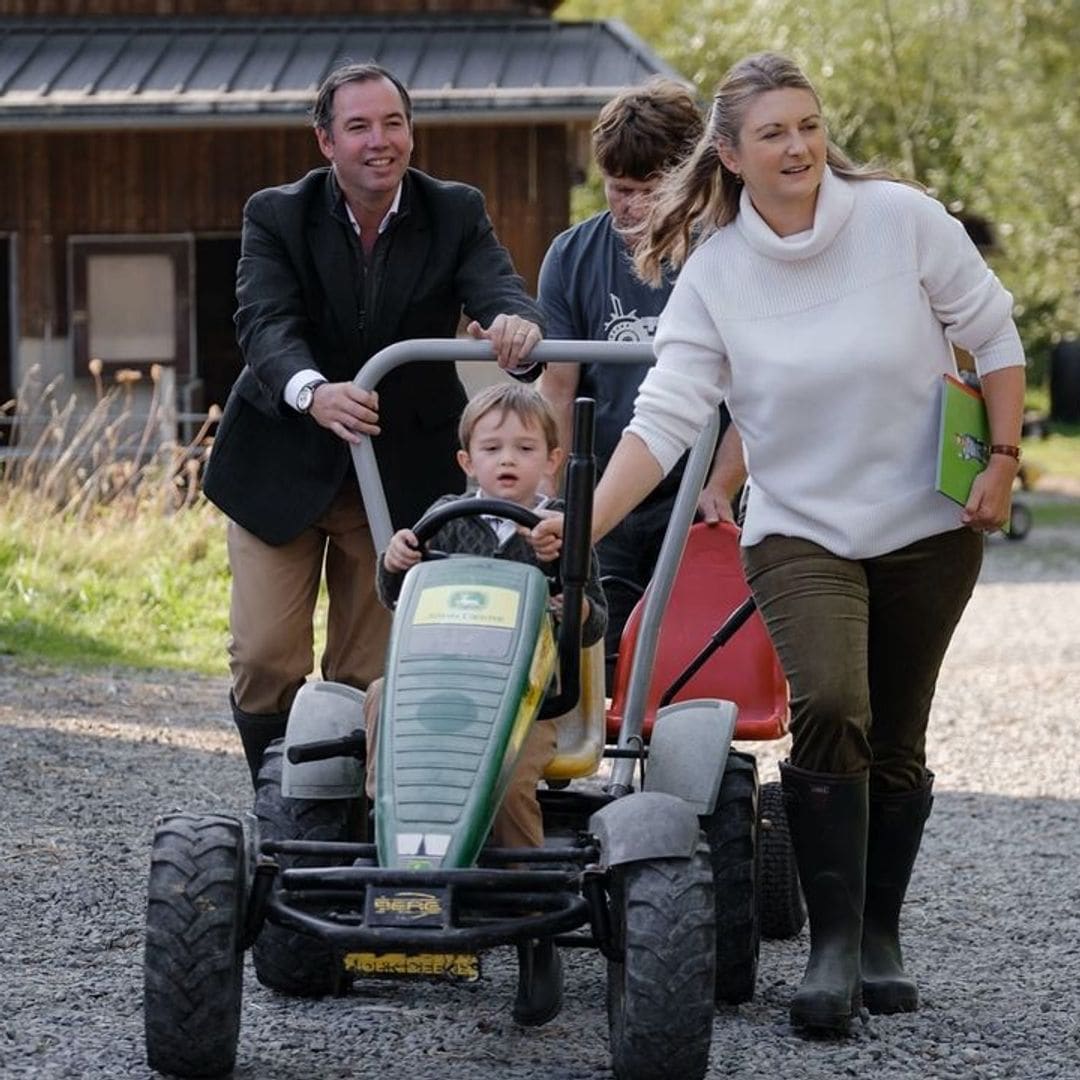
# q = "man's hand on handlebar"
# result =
<box><xmin>309</xmin><ymin>382</ymin><xmax>380</xmax><ymax>445</ymax></box>
<box><xmin>465</xmin><ymin>314</ymin><xmax>542</xmax><ymax>372</ymax></box>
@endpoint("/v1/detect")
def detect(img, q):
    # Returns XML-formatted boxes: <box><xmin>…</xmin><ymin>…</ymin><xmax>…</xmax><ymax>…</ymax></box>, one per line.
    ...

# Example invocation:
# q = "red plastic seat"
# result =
<box><xmin>606</xmin><ymin>522</ymin><xmax>789</xmax><ymax>742</ymax></box>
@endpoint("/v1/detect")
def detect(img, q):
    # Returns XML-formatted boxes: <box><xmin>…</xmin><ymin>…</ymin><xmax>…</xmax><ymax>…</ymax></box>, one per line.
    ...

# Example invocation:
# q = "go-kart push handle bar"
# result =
<box><xmin>350</xmin><ymin>340</ymin><xmax>721</xmax><ymax>794</ymax></box>
<box><xmin>351</xmin><ymin>338</ymin><xmax>652</xmax><ymax>552</ymax></box>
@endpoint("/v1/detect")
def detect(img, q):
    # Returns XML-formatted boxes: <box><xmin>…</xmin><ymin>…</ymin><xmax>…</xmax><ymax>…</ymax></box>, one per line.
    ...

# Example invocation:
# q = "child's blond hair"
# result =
<box><xmin>458</xmin><ymin>383</ymin><xmax>560</xmax><ymax>452</ymax></box>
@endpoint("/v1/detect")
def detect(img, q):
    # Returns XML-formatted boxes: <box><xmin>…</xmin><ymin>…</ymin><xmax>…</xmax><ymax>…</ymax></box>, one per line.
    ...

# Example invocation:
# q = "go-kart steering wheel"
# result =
<box><xmin>408</xmin><ymin>498</ymin><xmax>562</xmax><ymax>596</ymax></box>
<box><xmin>410</xmin><ymin>497</ymin><xmax>543</xmax><ymax>560</ymax></box>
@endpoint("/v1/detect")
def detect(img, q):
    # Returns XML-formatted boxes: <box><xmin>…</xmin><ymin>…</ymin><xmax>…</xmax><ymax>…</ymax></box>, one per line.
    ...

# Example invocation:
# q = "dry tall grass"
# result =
<box><xmin>1</xmin><ymin>359</ymin><xmax>220</xmax><ymax>521</ymax></box>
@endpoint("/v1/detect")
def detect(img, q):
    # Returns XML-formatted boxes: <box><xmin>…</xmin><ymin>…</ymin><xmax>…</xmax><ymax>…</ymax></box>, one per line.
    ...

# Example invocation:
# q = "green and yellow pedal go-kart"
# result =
<box><xmin>143</xmin><ymin>341</ymin><xmax>758</xmax><ymax>1080</ymax></box>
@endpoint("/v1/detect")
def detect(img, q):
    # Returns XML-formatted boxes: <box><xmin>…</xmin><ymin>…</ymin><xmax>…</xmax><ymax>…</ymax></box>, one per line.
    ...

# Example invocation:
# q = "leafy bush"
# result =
<box><xmin>561</xmin><ymin>0</ymin><xmax>1080</xmax><ymax>383</ymax></box>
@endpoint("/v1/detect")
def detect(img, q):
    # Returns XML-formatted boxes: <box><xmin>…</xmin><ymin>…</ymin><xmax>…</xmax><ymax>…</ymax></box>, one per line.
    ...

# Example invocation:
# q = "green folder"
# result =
<box><xmin>936</xmin><ymin>373</ymin><xmax>990</xmax><ymax>505</ymax></box>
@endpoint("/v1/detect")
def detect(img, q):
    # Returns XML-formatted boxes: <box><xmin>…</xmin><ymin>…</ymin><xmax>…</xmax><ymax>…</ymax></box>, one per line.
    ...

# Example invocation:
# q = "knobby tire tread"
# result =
<box><xmin>758</xmin><ymin>779</ymin><xmax>806</xmax><ymax>940</ymax></box>
<box><xmin>144</xmin><ymin>812</ymin><xmax>245</xmax><ymax>1079</ymax></box>
<box><xmin>252</xmin><ymin>741</ymin><xmax>357</xmax><ymax>998</ymax></box>
<box><xmin>607</xmin><ymin>846</ymin><xmax>716</xmax><ymax>1080</ymax></box>
<box><xmin>703</xmin><ymin>749</ymin><xmax>760</xmax><ymax>1004</ymax></box>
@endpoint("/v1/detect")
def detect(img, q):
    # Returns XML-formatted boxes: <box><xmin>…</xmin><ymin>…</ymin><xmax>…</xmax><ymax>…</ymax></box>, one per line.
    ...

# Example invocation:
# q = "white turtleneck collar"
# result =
<box><xmin>735</xmin><ymin>166</ymin><xmax>856</xmax><ymax>262</ymax></box>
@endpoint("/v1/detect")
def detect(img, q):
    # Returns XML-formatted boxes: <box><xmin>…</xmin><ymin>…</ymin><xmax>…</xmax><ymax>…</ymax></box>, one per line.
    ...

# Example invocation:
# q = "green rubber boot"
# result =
<box><xmin>862</xmin><ymin>773</ymin><xmax>934</xmax><ymax>1014</ymax></box>
<box><xmin>781</xmin><ymin>762</ymin><xmax>868</xmax><ymax>1035</ymax></box>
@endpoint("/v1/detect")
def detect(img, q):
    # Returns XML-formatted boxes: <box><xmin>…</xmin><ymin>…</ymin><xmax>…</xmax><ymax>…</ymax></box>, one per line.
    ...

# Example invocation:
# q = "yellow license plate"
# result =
<box><xmin>343</xmin><ymin>951</ymin><xmax>480</xmax><ymax>981</ymax></box>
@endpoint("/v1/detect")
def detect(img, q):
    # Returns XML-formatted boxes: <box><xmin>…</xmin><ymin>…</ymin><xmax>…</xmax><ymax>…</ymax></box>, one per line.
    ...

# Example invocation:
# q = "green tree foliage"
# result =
<box><xmin>560</xmin><ymin>0</ymin><xmax>1080</xmax><ymax>381</ymax></box>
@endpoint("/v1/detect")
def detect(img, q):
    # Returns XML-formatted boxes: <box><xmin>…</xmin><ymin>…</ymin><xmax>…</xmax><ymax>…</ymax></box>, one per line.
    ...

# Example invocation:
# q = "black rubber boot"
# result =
<box><xmin>780</xmin><ymin>762</ymin><xmax>868</xmax><ymax>1035</ymax></box>
<box><xmin>512</xmin><ymin>938</ymin><xmax>563</xmax><ymax>1027</ymax></box>
<box><xmin>862</xmin><ymin>773</ymin><xmax>934</xmax><ymax>1014</ymax></box>
<box><xmin>231</xmin><ymin>692</ymin><xmax>289</xmax><ymax>788</ymax></box>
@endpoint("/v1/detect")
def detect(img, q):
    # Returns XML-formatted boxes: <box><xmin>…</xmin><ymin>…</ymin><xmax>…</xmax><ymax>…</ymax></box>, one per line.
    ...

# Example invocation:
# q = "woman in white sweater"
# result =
<box><xmin>535</xmin><ymin>52</ymin><xmax>1025</xmax><ymax>1035</ymax></box>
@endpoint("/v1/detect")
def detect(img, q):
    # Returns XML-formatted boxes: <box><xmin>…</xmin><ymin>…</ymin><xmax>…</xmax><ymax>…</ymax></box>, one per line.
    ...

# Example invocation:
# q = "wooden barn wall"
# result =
<box><xmin>0</xmin><ymin>1</ymin><xmax>559</xmax><ymax>16</ymax></box>
<box><xmin>0</xmin><ymin>123</ymin><xmax>570</xmax><ymax>339</ymax></box>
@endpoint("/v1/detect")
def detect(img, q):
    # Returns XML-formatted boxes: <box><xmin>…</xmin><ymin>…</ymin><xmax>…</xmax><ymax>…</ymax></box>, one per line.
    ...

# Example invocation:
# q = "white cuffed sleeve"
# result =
<box><xmin>626</xmin><ymin>271</ymin><xmax>729</xmax><ymax>475</ymax></box>
<box><xmin>913</xmin><ymin>191</ymin><xmax>1025</xmax><ymax>374</ymax></box>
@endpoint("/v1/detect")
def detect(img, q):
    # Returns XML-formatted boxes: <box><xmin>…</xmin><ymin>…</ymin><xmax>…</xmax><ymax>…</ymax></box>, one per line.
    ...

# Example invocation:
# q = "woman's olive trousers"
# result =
<box><xmin>742</xmin><ymin>528</ymin><xmax>982</xmax><ymax>792</ymax></box>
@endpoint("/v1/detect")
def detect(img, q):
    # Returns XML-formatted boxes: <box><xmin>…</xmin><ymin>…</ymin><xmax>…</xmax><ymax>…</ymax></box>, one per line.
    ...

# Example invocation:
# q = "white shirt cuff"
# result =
<box><xmin>284</xmin><ymin>370</ymin><xmax>327</xmax><ymax>411</ymax></box>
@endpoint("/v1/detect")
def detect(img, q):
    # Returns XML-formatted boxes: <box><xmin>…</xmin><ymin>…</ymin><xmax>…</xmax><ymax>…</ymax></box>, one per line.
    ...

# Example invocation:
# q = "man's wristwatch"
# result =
<box><xmin>296</xmin><ymin>380</ymin><xmax>325</xmax><ymax>415</ymax></box>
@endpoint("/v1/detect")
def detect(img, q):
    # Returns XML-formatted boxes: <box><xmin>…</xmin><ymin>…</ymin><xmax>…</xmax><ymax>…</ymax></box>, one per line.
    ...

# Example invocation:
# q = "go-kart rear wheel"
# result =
<box><xmin>606</xmin><ymin>844</ymin><xmax>715</xmax><ymax>1080</ymax></box>
<box><xmin>144</xmin><ymin>812</ymin><xmax>246</xmax><ymax>1079</ymax></box>
<box><xmin>253</xmin><ymin>740</ymin><xmax>360</xmax><ymax>998</ymax></box>
<box><xmin>758</xmin><ymin>780</ymin><xmax>806</xmax><ymax>940</ymax></box>
<box><xmin>701</xmin><ymin>749</ymin><xmax>760</xmax><ymax>1004</ymax></box>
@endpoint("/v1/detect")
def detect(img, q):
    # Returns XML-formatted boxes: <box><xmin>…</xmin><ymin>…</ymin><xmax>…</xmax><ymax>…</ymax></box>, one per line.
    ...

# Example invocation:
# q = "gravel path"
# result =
<box><xmin>3</xmin><ymin>507</ymin><xmax>1080</xmax><ymax>1080</ymax></box>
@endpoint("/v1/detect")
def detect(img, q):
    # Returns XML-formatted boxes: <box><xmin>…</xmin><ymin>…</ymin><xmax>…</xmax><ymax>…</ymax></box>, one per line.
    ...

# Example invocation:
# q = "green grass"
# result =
<box><xmin>1019</xmin><ymin>381</ymin><xmax>1080</xmax><ymax>486</ymax></box>
<box><xmin>1026</xmin><ymin>499</ymin><xmax>1080</xmax><ymax>527</ymax></box>
<box><xmin>1021</xmin><ymin>429</ymin><xmax>1080</xmax><ymax>481</ymax></box>
<box><xmin>0</xmin><ymin>491</ymin><xmax>232</xmax><ymax>673</ymax></box>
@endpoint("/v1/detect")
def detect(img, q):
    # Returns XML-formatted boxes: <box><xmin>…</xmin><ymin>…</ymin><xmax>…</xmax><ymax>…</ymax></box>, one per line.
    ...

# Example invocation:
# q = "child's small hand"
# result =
<box><xmin>522</xmin><ymin>510</ymin><xmax>563</xmax><ymax>563</ymax></box>
<box><xmin>384</xmin><ymin>529</ymin><xmax>422</xmax><ymax>572</ymax></box>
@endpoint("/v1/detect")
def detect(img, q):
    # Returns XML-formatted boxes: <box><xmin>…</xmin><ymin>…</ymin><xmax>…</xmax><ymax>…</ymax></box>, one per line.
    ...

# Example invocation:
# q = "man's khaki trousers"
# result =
<box><xmin>227</xmin><ymin>482</ymin><xmax>392</xmax><ymax>716</ymax></box>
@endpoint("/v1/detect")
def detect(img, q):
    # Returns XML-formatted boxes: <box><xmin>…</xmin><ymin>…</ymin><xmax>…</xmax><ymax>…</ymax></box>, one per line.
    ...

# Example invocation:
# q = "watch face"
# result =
<box><xmin>298</xmin><ymin>386</ymin><xmax>313</xmax><ymax>412</ymax></box>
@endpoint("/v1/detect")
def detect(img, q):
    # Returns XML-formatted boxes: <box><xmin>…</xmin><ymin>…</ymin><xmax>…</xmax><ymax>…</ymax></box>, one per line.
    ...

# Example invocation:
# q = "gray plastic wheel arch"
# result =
<box><xmin>281</xmin><ymin>680</ymin><xmax>366</xmax><ymax>799</ymax></box>
<box><xmin>588</xmin><ymin>790</ymin><xmax>702</xmax><ymax>870</ymax></box>
<box><xmin>643</xmin><ymin>699</ymin><xmax>737</xmax><ymax>816</ymax></box>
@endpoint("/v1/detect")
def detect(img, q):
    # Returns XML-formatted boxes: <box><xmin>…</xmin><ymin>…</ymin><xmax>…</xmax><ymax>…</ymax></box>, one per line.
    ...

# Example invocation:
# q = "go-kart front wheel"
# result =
<box><xmin>143</xmin><ymin>812</ymin><xmax>246</xmax><ymax>1079</ymax></box>
<box><xmin>606</xmin><ymin>845</ymin><xmax>716</xmax><ymax>1080</ymax></box>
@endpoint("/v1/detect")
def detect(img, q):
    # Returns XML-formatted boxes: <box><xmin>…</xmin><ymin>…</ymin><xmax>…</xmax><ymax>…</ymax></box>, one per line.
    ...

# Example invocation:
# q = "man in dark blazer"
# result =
<box><xmin>203</xmin><ymin>62</ymin><xmax>543</xmax><ymax>784</ymax></box>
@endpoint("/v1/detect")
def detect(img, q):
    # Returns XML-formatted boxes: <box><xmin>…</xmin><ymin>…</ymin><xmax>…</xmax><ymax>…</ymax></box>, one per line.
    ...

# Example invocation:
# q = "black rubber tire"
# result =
<box><xmin>606</xmin><ymin>844</ymin><xmax>716</xmax><ymax>1080</ymax></box>
<box><xmin>1006</xmin><ymin>502</ymin><xmax>1032</xmax><ymax>541</ymax></box>
<box><xmin>252</xmin><ymin>740</ymin><xmax>359</xmax><ymax>997</ymax></box>
<box><xmin>144</xmin><ymin>812</ymin><xmax>246</xmax><ymax>1079</ymax></box>
<box><xmin>701</xmin><ymin>749</ymin><xmax>760</xmax><ymax>1004</ymax></box>
<box><xmin>758</xmin><ymin>780</ymin><xmax>807</xmax><ymax>940</ymax></box>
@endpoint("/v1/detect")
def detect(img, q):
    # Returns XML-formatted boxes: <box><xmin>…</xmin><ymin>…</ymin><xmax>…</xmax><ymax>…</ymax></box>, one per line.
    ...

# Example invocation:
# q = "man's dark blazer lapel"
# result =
<box><xmin>308</xmin><ymin>179</ymin><xmax>363</xmax><ymax>372</ymax></box>
<box><xmin>372</xmin><ymin>177</ymin><xmax>432</xmax><ymax>353</ymax></box>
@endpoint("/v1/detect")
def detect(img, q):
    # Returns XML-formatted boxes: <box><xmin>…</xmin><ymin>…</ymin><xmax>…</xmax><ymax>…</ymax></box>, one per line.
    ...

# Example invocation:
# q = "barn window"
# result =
<box><xmin>69</xmin><ymin>236</ymin><xmax>192</xmax><ymax>378</ymax></box>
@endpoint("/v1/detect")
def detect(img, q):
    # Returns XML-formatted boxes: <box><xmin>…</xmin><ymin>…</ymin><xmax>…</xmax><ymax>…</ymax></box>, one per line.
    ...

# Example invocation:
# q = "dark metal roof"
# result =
<box><xmin>0</xmin><ymin>16</ymin><xmax>680</xmax><ymax>129</ymax></box>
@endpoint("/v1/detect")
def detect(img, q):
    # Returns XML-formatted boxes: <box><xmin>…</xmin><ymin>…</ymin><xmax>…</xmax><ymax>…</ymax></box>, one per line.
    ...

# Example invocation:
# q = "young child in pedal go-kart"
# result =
<box><xmin>363</xmin><ymin>382</ymin><xmax>607</xmax><ymax>1026</ymax></box>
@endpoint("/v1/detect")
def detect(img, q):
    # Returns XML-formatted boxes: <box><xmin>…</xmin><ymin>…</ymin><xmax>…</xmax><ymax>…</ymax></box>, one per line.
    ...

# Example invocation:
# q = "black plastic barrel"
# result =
<box><xmin>1050</xmin><ymin>338</ymin><xmax>1080</xmax><ymax>423</ymax></box>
